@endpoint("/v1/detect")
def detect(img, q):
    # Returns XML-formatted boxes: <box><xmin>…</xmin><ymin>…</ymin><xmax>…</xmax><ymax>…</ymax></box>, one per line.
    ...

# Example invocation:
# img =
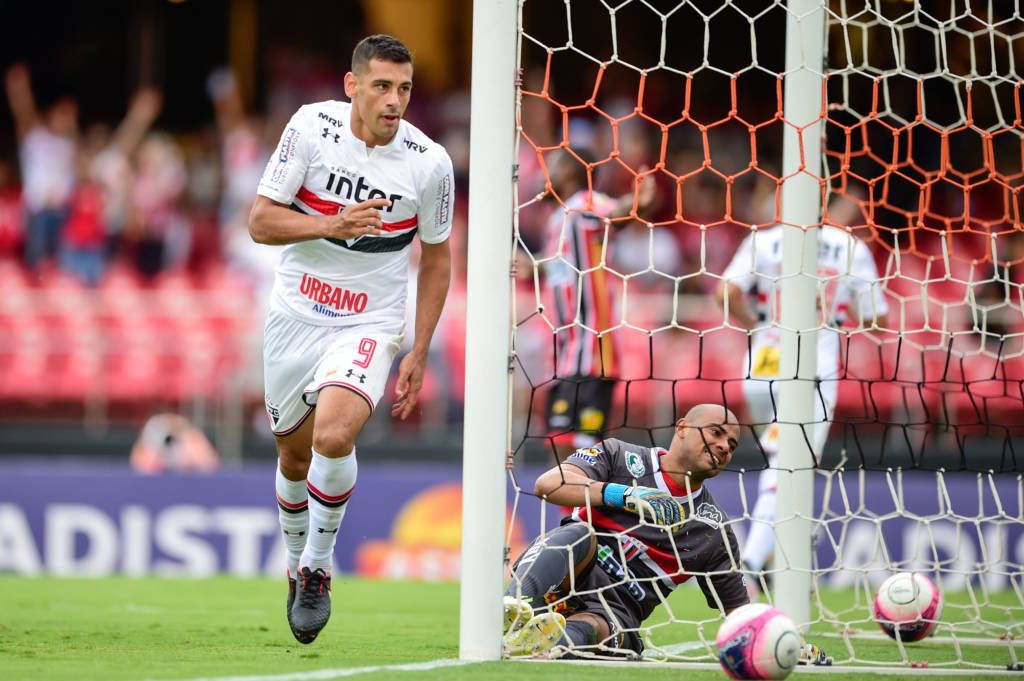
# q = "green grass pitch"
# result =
<box><xmin>1</xmin><ymin>575</ymin><xmax>1021</xmax><ymax>681</ymax></box>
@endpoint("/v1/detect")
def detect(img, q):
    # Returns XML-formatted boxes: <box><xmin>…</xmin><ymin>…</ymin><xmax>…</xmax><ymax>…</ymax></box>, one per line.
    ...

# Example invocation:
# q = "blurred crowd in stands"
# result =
<box><xmin>1</xmin><ymin>44</ymin><xmax>1022</xmax><ymax>461</ymax></box>
<box><xmin>0</xmin><ymin>53</ymin><xmax>477</xmax><ymax>450</ymax></box>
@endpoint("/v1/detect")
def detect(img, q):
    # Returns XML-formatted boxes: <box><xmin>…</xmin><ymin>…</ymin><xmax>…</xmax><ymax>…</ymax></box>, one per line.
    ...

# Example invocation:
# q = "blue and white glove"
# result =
<box><xmin>603</xmin><ymin>483</ymin><xmax>684</xmax><ymax>526</ymax></box>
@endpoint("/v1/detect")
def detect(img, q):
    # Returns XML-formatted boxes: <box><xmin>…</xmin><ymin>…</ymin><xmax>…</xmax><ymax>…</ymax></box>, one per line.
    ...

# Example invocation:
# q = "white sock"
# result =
<box><xmin>301</xmin><ymin>448</ymin><xmax>357</xmax><ymax>572</ymax></box>
<box><xmin>742</xmin><ymin>490</ymin><xmax>777</xmax><ymax>572</ymax></box>
<box><xmin>275</xmin><ymin>462</ymin><xmax>309</xmax><ymax>577</ymax></box>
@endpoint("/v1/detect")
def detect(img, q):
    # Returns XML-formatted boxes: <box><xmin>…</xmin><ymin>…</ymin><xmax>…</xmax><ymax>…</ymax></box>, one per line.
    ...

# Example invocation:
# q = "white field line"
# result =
<box><xmin>818</xmin><ymin>630</ymin><xmax>1024</xmax><ymax>647</ymax></box>
<box><xmin>142</xmin><ymin>654</ymin><xmax>1024</xmax><ymax>679</ymax></box>
<box><xmin>517</xmin><ymin>658</ymin><xmax>1024</xmax><ymax>676</ymax></box>
<box><xmin>641</xmin><ymin>640</ymin><xmax>707</xmax><ymax>659</ymax></box>
<box><xmin>139</xmin><ymin>658</ymin><xmax>473</xmax><ymax>681</ymax></box>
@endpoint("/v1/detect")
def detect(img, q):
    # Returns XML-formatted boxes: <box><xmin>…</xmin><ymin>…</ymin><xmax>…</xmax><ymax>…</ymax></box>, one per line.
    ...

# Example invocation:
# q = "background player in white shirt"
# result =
<box><xmin>248</xmin><ymin>35</ymin><xmax>454</xmax><ymax>644</ymax></box>
<box><xmin>714</xmin><ymin>194</ymin><xmax>889</xmax><ymax>596</ymax></box>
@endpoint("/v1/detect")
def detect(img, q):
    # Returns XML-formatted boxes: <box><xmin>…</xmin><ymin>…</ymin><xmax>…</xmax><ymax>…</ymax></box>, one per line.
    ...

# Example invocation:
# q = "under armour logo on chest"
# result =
<box><xmin>322</xmin><ymin>128</ymin><xmax>340</xmax><ymax>143</ymax></box>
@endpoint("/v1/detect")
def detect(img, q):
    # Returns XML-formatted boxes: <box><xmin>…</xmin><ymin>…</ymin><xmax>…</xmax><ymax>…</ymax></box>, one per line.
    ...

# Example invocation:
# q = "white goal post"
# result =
<box><xmin>775</xmin><ymin>0</ymin><xmax>825</xmax><ymax>631</ymax></box>
<box><xmin>459</xmin><ymin>0</ymin><xmax>518</xmax><ymax>662</ymax></box>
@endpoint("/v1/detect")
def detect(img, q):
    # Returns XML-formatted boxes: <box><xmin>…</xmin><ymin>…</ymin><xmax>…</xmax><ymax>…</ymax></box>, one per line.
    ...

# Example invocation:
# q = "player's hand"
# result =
<box><xmin>391</xmin><ymin>350</ymin><xmax>426</xmax><ymax>420</ymax></box>
<box><xmin>603</xmin><ymin>483</ymin><xmax>684</xmax><ymax>526</ymax></box>
<box><xmin>328</xmin><ymin>198</ymin><xmax>390</xmax><ymax>240</ymax></box>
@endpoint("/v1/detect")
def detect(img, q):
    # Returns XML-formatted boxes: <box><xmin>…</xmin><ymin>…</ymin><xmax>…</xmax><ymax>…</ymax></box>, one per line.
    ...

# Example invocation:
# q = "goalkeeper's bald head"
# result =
<box><xmin>684</xmin><ymin>403</ymin><xmax>739</xmax><ymax>428</ymax></box>
<box><xmin>664</xmin><ymin>403</ymin><xmax>741</xmax><ymax>487</ymax></box>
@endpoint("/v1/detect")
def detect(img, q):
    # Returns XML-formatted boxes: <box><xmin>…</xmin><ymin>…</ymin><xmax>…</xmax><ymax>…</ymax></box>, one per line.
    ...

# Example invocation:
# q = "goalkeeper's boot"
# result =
<box><xmin>503</xmin><ymin>596</ymin><xmax>533</xmax><ymax>638</ymax></box>
<box><xmin>504</xmin><ymin>611</ymin><xmax>566</xmax><ymax>657</ymax></box>
<box><xmin>798</xmin><ymin>643</ymin><xmax>834</xmax><ymax>666</ymax></box>
<box><xmin>291</xmin><ymin>567</ymin><xmax>331</xmax><ymax>644</ymax></box>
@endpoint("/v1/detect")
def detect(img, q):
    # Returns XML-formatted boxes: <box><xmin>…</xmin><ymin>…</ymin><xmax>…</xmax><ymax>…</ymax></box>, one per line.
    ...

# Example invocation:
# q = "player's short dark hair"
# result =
<box><xmin>352</xmin><ymin>34</ymin><xmax>413</xmax><ymax>74</ymax></box>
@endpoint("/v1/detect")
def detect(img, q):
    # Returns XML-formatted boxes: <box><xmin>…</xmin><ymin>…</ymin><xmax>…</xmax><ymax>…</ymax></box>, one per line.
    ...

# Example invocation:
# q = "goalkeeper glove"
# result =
<box><xmin>602</xmin><ymin>483</ymin><xmax>684</xmax><ymax>526</ymax></box>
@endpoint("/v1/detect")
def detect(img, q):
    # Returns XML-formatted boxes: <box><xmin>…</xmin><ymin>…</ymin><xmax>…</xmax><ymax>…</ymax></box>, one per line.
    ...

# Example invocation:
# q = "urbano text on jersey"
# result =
<box><xmin>299</xmin><ymin>273</ymin><xmax>369</xmax><ymax>314</ymax></box>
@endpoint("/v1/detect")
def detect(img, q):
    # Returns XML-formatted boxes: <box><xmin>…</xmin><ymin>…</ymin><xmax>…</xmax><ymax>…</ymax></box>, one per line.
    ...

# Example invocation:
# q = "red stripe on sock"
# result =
<box><xmin>276</xmin><ymin>493</ymin><xmax>307</xmax><ymax>510</ymax></box>
<box><xmin>307</xmin><ymin>480</ymin><xmax>355</xmax><ymax>503</ymax></box>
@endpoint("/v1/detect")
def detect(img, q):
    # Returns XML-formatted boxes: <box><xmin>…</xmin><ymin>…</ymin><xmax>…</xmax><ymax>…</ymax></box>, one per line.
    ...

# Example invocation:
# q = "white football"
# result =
<box><xmin>873</xmin><ymin>572</ymin><xmax>943</xmax><ymax>642</ymax></box>
<box><xmin>716</xmin><ymin>603</ymin><xmax>802</xmax><ymax>680</ymax></box>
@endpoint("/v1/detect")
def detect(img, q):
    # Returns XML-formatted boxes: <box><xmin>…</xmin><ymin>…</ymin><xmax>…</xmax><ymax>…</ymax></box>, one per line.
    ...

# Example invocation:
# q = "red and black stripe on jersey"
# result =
<box><xmin>289</xmin><ymin>186</ymin><xmax>419</xmax><ymax>253</ymax></box>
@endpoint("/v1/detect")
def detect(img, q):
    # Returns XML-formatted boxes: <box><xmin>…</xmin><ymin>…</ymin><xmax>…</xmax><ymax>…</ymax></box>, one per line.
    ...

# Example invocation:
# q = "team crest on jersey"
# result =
<box><xmin>693</xmin><ymin>502</ymin><xmax>723</xmax><ymax>528</ymax></box>
<box><xmin>625</xmin><ymin>451</ymin><xmax>646</xmax><ymax>478</ymax></box>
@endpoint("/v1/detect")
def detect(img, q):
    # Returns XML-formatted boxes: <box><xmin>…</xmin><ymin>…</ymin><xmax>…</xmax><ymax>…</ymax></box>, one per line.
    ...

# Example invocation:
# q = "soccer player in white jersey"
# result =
<box><xmin>248</xmin><ymin>35</ymin><xmax>454</xmax><ymax>643</ymax></box>
<box><xmin>714</xmin><ymin>194</ymin><xmax>888</xmax><ymax>597</ymax></box>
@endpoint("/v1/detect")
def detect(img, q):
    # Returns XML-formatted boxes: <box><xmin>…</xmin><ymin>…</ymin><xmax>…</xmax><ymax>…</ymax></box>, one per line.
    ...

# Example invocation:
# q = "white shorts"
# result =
<box><xmin>262</xmin><ymin>308</ymin><xmax>404</xmax><ymax>436</ymax></box>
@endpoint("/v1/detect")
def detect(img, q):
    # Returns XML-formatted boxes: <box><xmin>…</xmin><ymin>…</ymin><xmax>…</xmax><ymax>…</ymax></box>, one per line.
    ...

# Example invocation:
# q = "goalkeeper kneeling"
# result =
<box><xmin>503</xmin><ymin>403</ymin><xmax>832</xmax><ymax>666</ymax></box>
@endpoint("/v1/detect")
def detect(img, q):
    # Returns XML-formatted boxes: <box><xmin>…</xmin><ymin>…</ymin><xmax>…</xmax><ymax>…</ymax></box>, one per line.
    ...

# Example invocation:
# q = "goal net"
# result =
<box><xmin>502</xmin><ymin>0</ymin><xmax>1024</xmax><ymax>670</ymax></box>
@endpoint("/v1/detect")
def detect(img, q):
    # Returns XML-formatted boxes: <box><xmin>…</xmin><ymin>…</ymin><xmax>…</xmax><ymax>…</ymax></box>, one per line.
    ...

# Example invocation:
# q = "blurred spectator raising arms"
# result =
<box><xmin>5</xmin><ymin>64</ymin><xmax>77</xmax><ymax>274</ymax></box>
<box><xmin>63</xmin><ymin>87</ymin><xmax>162</xmax><ymax>284</ymax></box>
<box><xmin>207</xmin><ymin>67</ymin><xmax>280</xmax><ymax>297</ymax></box>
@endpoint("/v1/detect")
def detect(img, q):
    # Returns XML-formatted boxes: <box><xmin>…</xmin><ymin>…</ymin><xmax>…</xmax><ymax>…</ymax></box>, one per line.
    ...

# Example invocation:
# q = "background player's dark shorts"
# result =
<box><xmin>546</xmin><ymin>375</ymin><xmax>615</xmax><ymax>437</ymax></box>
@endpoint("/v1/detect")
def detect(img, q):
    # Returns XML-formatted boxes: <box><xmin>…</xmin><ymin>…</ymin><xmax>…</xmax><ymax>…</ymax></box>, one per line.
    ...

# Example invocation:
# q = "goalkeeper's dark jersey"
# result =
<box><xmin>564</xmin><ymin>439</ymin><xmax>749</xmax><ymax>619</ymax></box>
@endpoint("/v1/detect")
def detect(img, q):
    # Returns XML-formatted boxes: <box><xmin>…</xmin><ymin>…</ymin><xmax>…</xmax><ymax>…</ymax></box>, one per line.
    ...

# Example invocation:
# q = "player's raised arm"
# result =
<box><xmin>248</xmin><ymin>195</ymin><xmax>387</xmax><ymax>245</ymax></box>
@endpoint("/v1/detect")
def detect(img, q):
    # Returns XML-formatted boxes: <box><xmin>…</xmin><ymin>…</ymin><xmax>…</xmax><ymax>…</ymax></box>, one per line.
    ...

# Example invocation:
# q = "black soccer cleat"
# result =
<box><xmin>285</xmin><ymin>572</ymin><xmax>299</xmax><ymax>639</ymax></box>
<box><xmin>290</xmin><ymin>567</ymin><xmax>331</xmax><ymax>644</ymax></box>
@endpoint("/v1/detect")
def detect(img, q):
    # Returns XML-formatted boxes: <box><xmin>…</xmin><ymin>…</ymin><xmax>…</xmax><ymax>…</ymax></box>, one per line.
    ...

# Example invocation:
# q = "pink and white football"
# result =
<box><xmin>716</xmin><ymin>603</ymin><xmax>802</xmax><ymax>680</ymax></box>
<box><xmin>873</xmin><ymin>572</ymin><xmax>943</xmax><ymax>642</ymax></box>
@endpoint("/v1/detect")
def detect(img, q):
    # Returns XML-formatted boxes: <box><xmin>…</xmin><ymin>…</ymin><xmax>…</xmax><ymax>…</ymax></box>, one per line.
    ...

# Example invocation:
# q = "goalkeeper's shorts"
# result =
<box><xmin>560</xmin><ymin>561</ymin><xmax>644</xmax><ymax>655</ymax></box>
<box><xmin>262</xmin><ymin>308</ymin><xmax>404</xmax><ymax>435</ymax></box>
<box><xmin>520</xmin><ymin>524</ymin><xmax>644</xmax><ymax>656</ymax></box>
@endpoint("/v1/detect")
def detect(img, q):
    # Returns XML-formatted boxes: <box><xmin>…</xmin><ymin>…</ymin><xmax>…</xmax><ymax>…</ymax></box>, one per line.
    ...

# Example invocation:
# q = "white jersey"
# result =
<box><xmin>257</xmin><ymin>100</ymin><xmax>454</xmax><ymax>327</ymax></box>
<box><xmin>721</xmin><ymin>224</ymin><xmax>888</xmax><ymax>380</ymax></box>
